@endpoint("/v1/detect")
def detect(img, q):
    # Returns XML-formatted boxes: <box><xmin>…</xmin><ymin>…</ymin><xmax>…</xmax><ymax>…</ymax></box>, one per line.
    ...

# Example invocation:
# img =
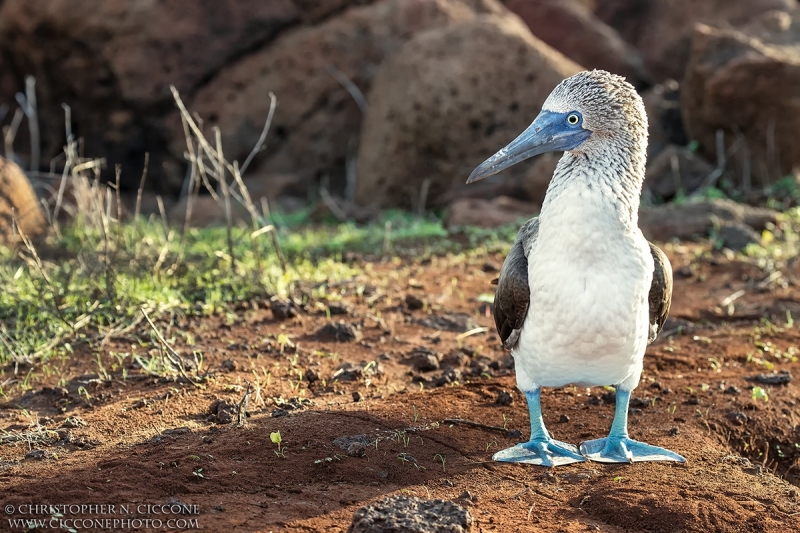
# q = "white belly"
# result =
<box><xmin>512</xmin><ymin>190</ymin><xmax>653</xmax><ymax>391</ymax></box>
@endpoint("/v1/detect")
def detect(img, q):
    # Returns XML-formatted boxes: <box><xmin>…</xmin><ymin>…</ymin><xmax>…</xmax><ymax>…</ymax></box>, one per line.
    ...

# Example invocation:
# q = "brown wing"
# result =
<box><xmin>494</xmin><ymin>218</ymin><xmax>539</xmax><ymax>350</ymax></box>
<box><xmin>648</xmin><ymin>242</ymin><xmax>673</xmax><ymax>343</ymax></box>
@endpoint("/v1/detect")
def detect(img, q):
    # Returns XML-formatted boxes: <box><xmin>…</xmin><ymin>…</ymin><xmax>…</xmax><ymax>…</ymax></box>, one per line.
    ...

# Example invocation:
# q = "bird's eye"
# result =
<box><xmin>567</xmin><ymin>114</ymin><xmax>580</xmax><ymax>125</ymax></box>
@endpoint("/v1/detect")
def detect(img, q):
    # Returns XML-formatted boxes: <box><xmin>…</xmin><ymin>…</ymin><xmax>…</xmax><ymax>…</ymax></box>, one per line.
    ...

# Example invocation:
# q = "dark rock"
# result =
<box><xmin>727</xmin><ymin>411</ymin><xmax>748</xmax><ymax>425</ymax></box>
<box><xmin>334</xmin><ymin>435</ymin><xmax>372</xmax><ymax>458</ymax></box>
<box><xmin>25</xmin><ymin>450</ymin><xmax>49</xmax><ymax>461</ymax></box>
<box><xmin>349</xmin><ymin>495</ymin><xmax>473</xmax><ymax>533</ymax></box>
<box><xmin>441</xmin><ymin>350</ymin><xmax>471</xmax><ymax>369</ymax></box>
<box><xmin>686</xmin><ymin>397</ymin><xmax>701</xmax><ymax>405</ymax></box>
<box><xmin>559</xmin><ymin>414</ymin><xmax>570</xmax><ymax>423</ymax></box>
<box><xmin>182</xmin><ymin>0</ymin><xmax>504</xmax><ymax>203</ymax></box>
<box><xmin>446</xmin><ymin>197</ymin><xmax>536</xmax><ymax>229</ymax></box>
<box><xmin>271</xmin><ymin>409</ymin><xmax>289</xmax><ymax>418</ymax></box>
<box><xmin>0</xmin><ymin>0</ymin><xmax>318</xmax><ymax>191</ymax></box>
<box><xmin>639</xmin><ymin>199</ymin><xmax>778</xmax><ymax>242</ymax></box>
<box><xmin>278</xmin><ymin>397</ymin><xmax>314</xmax><ymax>411</ymax></box>
<box><xmin>355</xmin><ymin>12</ymin><xmax>579</xmax><ymax>209</ymax></box>
<box><xmin>459</xmin><ymin>346</ymin><xmax>478</xmax><ymax>358</ymax></box>
<box><xmin>669</xmin><ymin>427</ymin><xmax>680</xmax><ymax>436</ymax></box>
<box><xmin>209</xmin><ymin>399</ymin><xmax>235</xmax><ymax>424</ymax></box>
<box><xmin>495</xmin><ymin>390</ymin><xmax>513</xmax><ymax>406</ymax></box>
<box><xmin>352</xmin><ymin>391</ymin><xmax>363</xmax><ymax>402</ymax></box>
<box><xmin>747</xmin><ymin>370</ymin><xmax>793</xmax><ymax>386</ymax></box>
<box><xmin>405</xmin><ymin>294</ymin><xmax>425</xmax><ymax>311</ymax></box>
<box><xmin>270</xmin><ymin>298</ymin><xmax>297</xmax><ymax>321</ymax></box>
<box><xmin>641</xmin><ymin>80</ymin><xmax>688</xmax><ymax>158</ymax></box>
<box><xmin>62</xmin><ymin>416</ymin><xmax>87</xmax><ymax>429</ymax></box>
<box><xmin>333</xmin><ymin>362</ymin><xmax>363</xmax><ymax>382</ymax></box>
<box><xmin>630</xmin><ymin>397</ymin><xmax>650</xmax><ymax>408</ymax></box>
<box><xmin>306</xmin><ymin>369</ymin><xmax>319</xmax><ymax>383</ymax></box>
<box><xmin>718</xmin><ymin>221</ymin><xmax>761</xmax><ymax>252</ymax></box>
<box><xmin>327</xmin><ymin>302</ymin><xmax>350</xmax><ymax>316</ymax></box>
<box><xmin>470</xmin><ymin>356</ymin><xmax>494</xmax><ymax>377</ymax></box>
<box><xmin>644</xmin><ymin>145</ymin><xmax>713</xmax><ymax>199</ymax></box>
<box><xmin>347</xmin><ymin>442</ymin><xmax>368</xmax><ymax>457</ymax></box>
<box><xmin>683</xmin><ymin>11</ymin><xmax>800</xmax><ymax>187</ymax></box>
<box><xmin>221</xmin><ymin>359</ymin><xmax>240</xmax><ymax>372</ymax></box>
<box><xmin>593</xmin><ymin>0</ymin><xmax>792</xmax><ymax>81</ymax></box>
<box><xmin>418</xmin><ymin>313</ymin><xmax>479</xmax><ymax>333</ymax></box>
<box><xmin>505</xmin><ymin>0</ymin><xmax>649</xmax><ymax>87</ymax></box>
<box><xmin>405</xmin><ymin>347</ymin><xmax>441</xmax><ymax>373</ymax></box>
<box><xmin>435</xmin><ymin>368</ymin><xmax>464</xmax><ymax>386</ymax></box>
<box><xmin>724</xmin><ymin>385</ymin><xmax>742</xmax><ymax>395</ymax></box>
<box><xmin>315</xmin><ymin>322</ymin><xmax>362</xmax><ymax>342</ymax></box>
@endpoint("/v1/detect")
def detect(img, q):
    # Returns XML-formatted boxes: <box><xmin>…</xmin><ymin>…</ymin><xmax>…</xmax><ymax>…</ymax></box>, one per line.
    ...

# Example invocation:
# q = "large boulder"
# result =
<box><xmin>641</xmin><ymin>79</ymin><xmax>687</xmax><ymax>158</ymax></box>
<box><xmin>682</xmin><ymin>11</ymin><xmax>800</xmax><ymax>187</ymax></box>
<box><xmin>503</xmin><ymin>0</ymin><xmax>649</xmax><ymax>87</ymax></box>
<box><xmin>446</xmin><ymin>196</ymin><xmax>535</xmax><ymax>228</ymax></box>
<box><xmin>0</xmin><ymin>156</ymin><xmax>46</xmax><ymax>242</ymax></box>
<box><xmin>175</xmin><ymin>0</ymin><xmax>504</xmax><ymax>198</ymax></box>
<box><xmin>0</xmin><ymin>0</ymin><xmax>361</xmax><ymax>190</ymax></box>
<box><xmin>639</xmin><ymin>198</ymin><xmax>778</xmax><ymax>242</ymax></box>
<box><xmin>593</xmin><ymin>0</ymin><xmax>794</xmax><ymax>81</ymax></box>
<box><xmin>644</xmin><ymin>145</ymin><xmax>713</xmax><ymax>200</ymax></box>
<box><xmin>0</xmin><ymin>52</ymin><xmax>16</xmax><ymax>105</ymax></box>
<box><xmin>354</xmin><ymin>14</ymin><xmax>580</xmax><ymax>209</ymax></box>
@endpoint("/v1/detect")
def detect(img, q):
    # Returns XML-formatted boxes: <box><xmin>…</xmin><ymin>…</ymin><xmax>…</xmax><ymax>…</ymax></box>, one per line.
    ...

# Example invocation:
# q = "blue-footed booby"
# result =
<box><xmin>467</xmin><ymin>70</ymin><xmax>684</xmax><ymax>466</ymax></box>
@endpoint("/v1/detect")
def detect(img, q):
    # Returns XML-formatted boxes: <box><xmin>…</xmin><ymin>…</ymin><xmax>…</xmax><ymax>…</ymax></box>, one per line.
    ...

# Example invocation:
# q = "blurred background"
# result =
<box><xmin>1</xmin><ymin>0</ymin><xmax>799</xmax><ymax>239</ymax></box>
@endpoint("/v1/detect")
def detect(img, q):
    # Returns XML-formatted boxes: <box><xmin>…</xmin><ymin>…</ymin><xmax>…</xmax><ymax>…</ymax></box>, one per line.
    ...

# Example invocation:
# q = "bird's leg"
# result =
<box><xmin>579</xmin><ymin>388</ymin><xmax>685</xmax><ymax>463</ymax></box>
<box><xmin>492</xmin><ymin>388</ymin><xmax>585</xmax><ymax>467</ymax></box>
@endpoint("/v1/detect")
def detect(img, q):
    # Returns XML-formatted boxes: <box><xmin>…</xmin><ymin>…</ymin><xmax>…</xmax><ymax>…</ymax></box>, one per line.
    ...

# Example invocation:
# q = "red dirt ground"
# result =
<box><xmin>3</xmin><ymin>243</ymin><xmax>800</xmax><ymax>532</ymax></box>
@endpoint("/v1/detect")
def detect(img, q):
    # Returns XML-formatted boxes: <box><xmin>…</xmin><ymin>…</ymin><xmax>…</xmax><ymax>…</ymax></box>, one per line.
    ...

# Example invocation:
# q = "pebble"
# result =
<box><xmin>495</xmin><ymin>390</ymin><xmax>513</xmax><ymax>406</ymax></box>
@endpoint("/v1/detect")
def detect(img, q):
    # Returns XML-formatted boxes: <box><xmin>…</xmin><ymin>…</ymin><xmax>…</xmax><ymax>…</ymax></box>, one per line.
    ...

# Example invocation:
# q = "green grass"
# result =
<box><xmin>0</xmin><ymin>210</ymin><xmax>521</xmax><ymax>370</ymax></box>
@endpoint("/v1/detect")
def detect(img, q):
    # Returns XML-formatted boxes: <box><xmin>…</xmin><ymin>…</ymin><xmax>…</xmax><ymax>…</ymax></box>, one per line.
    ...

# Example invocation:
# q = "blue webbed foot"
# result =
<box><xmin>494</xmin><ymin>438</ymin><xmax>585</xmax><ymax>467</ymax></box>
<box><xmin>579</xmin><ymin>436</ymin><xmax>685</xmax><ymax>464</ymax></box>
<box><xmin>580</xmin><ymin>388</ymin><xmax>686</xmax><ymax>464</ymax></box>
<box><xmin>495</xmin><ymin>388</ymin><xmax>584</xmax><ymax>467</ymax></box>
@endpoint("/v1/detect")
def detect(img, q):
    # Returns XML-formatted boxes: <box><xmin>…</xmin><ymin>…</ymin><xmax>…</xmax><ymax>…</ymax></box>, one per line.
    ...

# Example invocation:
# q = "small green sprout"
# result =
<box><xmin>271</xmin><ymin>431</ymin><xmax>286</xmax><ymax>458</ymax></box>
<box><xmin>752</xmin><ymin>386</ymin><xmax>769</xmax><ymax>402</ymax></box>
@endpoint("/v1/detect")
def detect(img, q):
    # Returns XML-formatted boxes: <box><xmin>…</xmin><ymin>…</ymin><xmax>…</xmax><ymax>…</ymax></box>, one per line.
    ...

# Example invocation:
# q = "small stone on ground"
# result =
<box><xmin>349</xmin><ymin>494</ymin><xmax>473</xmax><ymax>533</ymax></box>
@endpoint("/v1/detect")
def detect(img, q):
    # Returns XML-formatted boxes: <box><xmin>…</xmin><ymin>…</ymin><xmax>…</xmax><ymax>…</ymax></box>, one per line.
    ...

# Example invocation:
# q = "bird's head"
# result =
<box><xmin>467</xmin><ymin>70</ymin><xmax>647</xmax><ymax>184</ymax></box>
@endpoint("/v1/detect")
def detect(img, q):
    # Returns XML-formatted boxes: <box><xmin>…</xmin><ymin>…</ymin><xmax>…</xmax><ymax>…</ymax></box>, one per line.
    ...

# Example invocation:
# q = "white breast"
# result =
<box><xmin>513</xmin><ymin>181</ymin><xmax>652</xmax><ymax>391</ymax></box>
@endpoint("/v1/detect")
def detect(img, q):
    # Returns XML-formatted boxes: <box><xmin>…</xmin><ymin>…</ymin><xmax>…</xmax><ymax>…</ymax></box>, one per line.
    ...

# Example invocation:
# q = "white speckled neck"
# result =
<box><xmin>541</xmin><ymin>136</ymin><xmax>647</xmax><ymax>231</ymax></box>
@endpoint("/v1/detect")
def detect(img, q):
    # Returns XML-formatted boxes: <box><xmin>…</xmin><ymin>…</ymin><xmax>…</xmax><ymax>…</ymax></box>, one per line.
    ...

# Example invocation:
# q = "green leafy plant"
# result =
<box><xmin>271</xmin><ymin>431</ymin><xmax>285</xmax><ymax>458</ymax></box>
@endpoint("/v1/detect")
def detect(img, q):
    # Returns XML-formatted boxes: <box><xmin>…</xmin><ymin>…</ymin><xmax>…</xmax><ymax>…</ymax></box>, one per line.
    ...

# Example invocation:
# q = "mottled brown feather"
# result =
<box><xmin>647</xmin><ymin>242</ymin><xmax>672</xmax><ymax>343</ymax></box>
<box><xmin>494</xmin><ymin>218</ymin><xmax>538</xmax><ymax>349</ymax></box>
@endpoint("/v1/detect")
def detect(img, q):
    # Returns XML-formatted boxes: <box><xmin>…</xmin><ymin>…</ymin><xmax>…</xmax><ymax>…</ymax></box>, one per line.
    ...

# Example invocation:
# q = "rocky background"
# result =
<box><xmin>0</xmin><ymin>0</ymin><xmax>799</xmax><ymax>233</ymax></box>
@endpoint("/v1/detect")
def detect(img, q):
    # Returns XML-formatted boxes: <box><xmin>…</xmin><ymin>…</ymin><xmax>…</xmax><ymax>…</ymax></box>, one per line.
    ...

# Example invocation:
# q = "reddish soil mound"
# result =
<box><xmin>2</xmin><ymin>245</ymin><xmax>800</xmax><ymax>531</ymax></box>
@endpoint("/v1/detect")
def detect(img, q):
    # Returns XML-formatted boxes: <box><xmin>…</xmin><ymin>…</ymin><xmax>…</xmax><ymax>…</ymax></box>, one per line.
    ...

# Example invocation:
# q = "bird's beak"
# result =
<box><xmin>466</xmin><ymin>110</ymin><xmax>591</xmax><ymax>184</ymax></box>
